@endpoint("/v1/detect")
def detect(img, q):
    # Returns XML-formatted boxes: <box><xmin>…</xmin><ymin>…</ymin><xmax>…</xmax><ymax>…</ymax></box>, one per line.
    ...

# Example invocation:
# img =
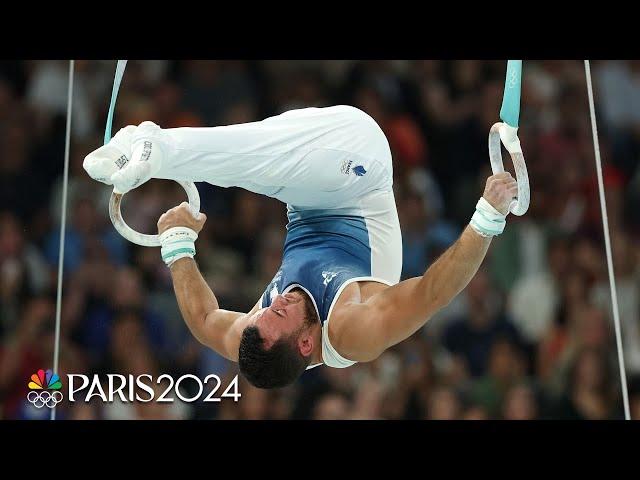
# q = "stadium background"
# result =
<box><xmin>1</xmin><ymin>60</ymin><xmax>639</xmax><ymax>420</ymax></box>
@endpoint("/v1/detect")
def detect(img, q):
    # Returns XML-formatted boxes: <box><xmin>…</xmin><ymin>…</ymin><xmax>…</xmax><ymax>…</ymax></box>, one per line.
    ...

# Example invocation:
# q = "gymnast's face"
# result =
<box><xmin>250</xmin><ymin>291</ymin><xmax>309</xmax><ymax>347</ymax></box>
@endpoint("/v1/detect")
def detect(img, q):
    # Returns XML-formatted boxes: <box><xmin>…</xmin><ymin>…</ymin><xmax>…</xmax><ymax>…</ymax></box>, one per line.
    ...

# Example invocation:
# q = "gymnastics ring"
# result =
<box><xmin>109</xmin><ymin>181</ymin><xmax>201</xmax><ymax>247</ymax></box>
<box><xmin>488</xmin><ymin>122</ymin><xmax>530</xmax><ymax>216</ymax></box>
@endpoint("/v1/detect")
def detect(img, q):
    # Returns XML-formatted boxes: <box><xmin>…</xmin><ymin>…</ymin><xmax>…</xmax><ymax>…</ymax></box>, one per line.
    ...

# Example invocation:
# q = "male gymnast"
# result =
<box><xmin>83</xmin><ymin>105</ymin><xmax>518</xmax><ymax>388</ymax></box>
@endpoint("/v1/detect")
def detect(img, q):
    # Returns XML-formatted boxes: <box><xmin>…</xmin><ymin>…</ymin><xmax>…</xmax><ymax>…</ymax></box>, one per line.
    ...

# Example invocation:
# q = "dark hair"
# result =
<box><xmin>238</xmin><ymin>289</ymin><xmax>318</xmax><ymax>389</ymax></box>
<box><xmin>238</xmin><ymin>326</ymin><xmax>308</xmax><ymax>389</ymax></box>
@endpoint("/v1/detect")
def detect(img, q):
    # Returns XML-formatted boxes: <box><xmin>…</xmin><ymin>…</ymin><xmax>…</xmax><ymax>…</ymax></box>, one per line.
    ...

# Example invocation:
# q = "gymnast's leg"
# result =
<box><xmin>83</xmin><ymin>105</ymin><xmax>392</xmax><ymax>209</ymax></box>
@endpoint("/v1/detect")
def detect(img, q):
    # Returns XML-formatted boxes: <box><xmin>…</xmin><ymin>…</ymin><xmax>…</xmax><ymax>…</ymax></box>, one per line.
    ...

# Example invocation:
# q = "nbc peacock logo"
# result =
<box><xmin>27</xmin><ymin>369</ymin><xmax>63</xmax><ymax>409</ymax></box>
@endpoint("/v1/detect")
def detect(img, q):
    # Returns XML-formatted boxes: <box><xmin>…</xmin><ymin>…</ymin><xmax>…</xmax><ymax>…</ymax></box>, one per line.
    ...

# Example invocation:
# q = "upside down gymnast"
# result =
<box><xmin>83</xmin><ymin>105</ymin><xmax>519</xmax><ymax>389</ymax></box>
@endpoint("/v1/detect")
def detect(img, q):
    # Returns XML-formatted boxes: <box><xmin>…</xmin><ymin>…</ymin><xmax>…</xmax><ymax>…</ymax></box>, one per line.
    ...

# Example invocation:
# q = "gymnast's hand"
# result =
<box><xmin>157</xmin><ymin>202</ymin><xmax>207</xmax><ymax>235</ymax></box>
<box><xmin>482</xmin><ymin>172</ymin><xmax>519</xmax><ymax>216</ymax></box>
<box><xmin>83</xmin><ymin>121</ymin><xmax>163</xmax><ymax>194</ymax></box>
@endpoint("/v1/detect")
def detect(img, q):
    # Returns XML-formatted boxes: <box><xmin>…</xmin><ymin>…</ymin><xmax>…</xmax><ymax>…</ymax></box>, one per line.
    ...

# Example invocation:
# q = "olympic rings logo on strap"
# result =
<box><xmin>507</xmin><ymin>69</ymin><xmax>520</xmax><ymax>89</ymax></box>
<box><xmin>27</xmin><ymin>390</ymin><xmax>64</xmax><ymax>409</ymax></box>
<box><xmin>27</xmin><ymin>369</ymin><xmax>64</xmax><ymax>410</ymax></box>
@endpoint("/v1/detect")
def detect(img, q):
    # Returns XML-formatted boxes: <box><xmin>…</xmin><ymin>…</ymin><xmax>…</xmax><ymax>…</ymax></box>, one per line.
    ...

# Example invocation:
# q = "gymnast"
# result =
<box><xmin>83</xmin><ymin>105</ymin><xmax>519</xmax><ymax>389</ymax></box>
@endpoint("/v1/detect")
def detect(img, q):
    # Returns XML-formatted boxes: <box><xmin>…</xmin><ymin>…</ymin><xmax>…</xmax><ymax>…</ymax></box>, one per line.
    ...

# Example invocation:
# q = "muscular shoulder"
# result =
<box><xmin>326</xmin><ymin>281</ymin><xmax>388</xmax><ymax>363</ymax></box>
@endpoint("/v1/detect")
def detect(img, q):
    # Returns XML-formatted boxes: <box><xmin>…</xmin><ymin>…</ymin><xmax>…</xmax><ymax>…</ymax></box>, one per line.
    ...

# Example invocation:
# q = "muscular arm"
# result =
<box><xmin>171</xmin><ymin>258</ymin><xmax>244</xmax><ymax>361</ymax></box>
<box><xmin>332</xmin><ymin>173</ymin><xmax>517</xmax><ymax>362</ymax></box>
<box><xmin>158</xmin><ymin>204</ymin><xmax>256</xmax><ymax>362</ymax></box>
<box><xmin>333</xmin><ymin>227</ymin><xmax>490</xmax><ymax>361</ymax></box>
<box><xmin>169</xmin><ymin>257</ymin><xmax>252</xmax><ymax>362</ymax></box>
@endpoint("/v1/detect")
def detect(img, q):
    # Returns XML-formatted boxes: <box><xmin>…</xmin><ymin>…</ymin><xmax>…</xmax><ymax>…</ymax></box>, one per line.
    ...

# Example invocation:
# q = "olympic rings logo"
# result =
<box><xmin>27</xmin><ymin>390</ymin><xmax>64</xmax><ymax>409</ymax></box>
<box><xmin>508</xmin><ymin>70</ymin><xmax>519</xmax><ymax>89</ymax></box>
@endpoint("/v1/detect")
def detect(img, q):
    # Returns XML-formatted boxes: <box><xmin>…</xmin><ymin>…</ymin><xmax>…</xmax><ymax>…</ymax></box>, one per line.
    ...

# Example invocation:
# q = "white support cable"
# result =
<box><xmin>584</xmin><ymin>60</ymin><xmax>631</xmax><ymax>420</ymax></box>
<box><xmin>51</xmin><ymin>60</ymin><xmax>74</xmax><ymax>421</ymax></box>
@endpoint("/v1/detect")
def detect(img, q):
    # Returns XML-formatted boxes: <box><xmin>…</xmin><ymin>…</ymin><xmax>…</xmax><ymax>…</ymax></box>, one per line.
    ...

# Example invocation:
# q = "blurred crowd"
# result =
<box><xmin>2</xmin><ymin>60</ymin><xmax>640</xmax><ymax>420</ymax></box>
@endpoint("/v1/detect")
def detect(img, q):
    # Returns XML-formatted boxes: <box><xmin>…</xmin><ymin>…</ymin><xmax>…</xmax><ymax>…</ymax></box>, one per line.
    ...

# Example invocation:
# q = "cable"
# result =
<box><xmin>584</xmin><ymin>59</ymin><xmax>631</xmax><ymax>420</ymax></box>
<box><xmin>51</xmin><ymin>60</ymin><xmax>74</xmax><ymax>421</ymax></box>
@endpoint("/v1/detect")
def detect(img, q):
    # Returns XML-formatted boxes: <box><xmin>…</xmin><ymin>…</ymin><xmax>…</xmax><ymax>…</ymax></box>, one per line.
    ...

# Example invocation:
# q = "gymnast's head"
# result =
<box><xmin>239</xmin><ymin>288</ymin><xmax>320</xmax><ymax>389</ymax></box>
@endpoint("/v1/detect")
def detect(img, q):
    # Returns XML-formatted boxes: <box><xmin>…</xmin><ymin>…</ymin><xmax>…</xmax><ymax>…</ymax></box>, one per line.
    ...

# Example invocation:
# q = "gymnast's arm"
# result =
<box><xmin>158</xmin><ymin>204</ymin><xmax>251</xmax><ymax>362</ymax></box>
<box><xmin>168</xmin><ymin>258</ymin><xmax>256</xmax><ymax>362</ymax></box>
<box><xmin>330</xmin><ymin>172</ymin><xmax>518</xmax><ymax>362</ymax></box>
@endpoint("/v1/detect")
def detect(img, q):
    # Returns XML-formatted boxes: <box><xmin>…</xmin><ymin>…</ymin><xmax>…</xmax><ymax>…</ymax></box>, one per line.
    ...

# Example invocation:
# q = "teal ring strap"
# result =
<box><xmin>499</xmin><ymin>60</ymin><xmax>522</xmax><ymax>128</ymax></box>
<box><xmin>104</xmin><ymin>60</ymin><xmax>128</xmax><ymax>144</ymax></box>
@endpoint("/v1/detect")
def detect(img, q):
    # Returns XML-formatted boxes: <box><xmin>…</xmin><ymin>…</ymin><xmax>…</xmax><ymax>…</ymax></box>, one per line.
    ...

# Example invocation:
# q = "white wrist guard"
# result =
<box><xmin>160</xmin><ymin>227</ymin><xmax>198</xmax><ymax>267</ymax></box>
<box><xmin>469</xmin><ymin>197</ymin><xmax>507</xmax><ymax>237</ymax></box>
